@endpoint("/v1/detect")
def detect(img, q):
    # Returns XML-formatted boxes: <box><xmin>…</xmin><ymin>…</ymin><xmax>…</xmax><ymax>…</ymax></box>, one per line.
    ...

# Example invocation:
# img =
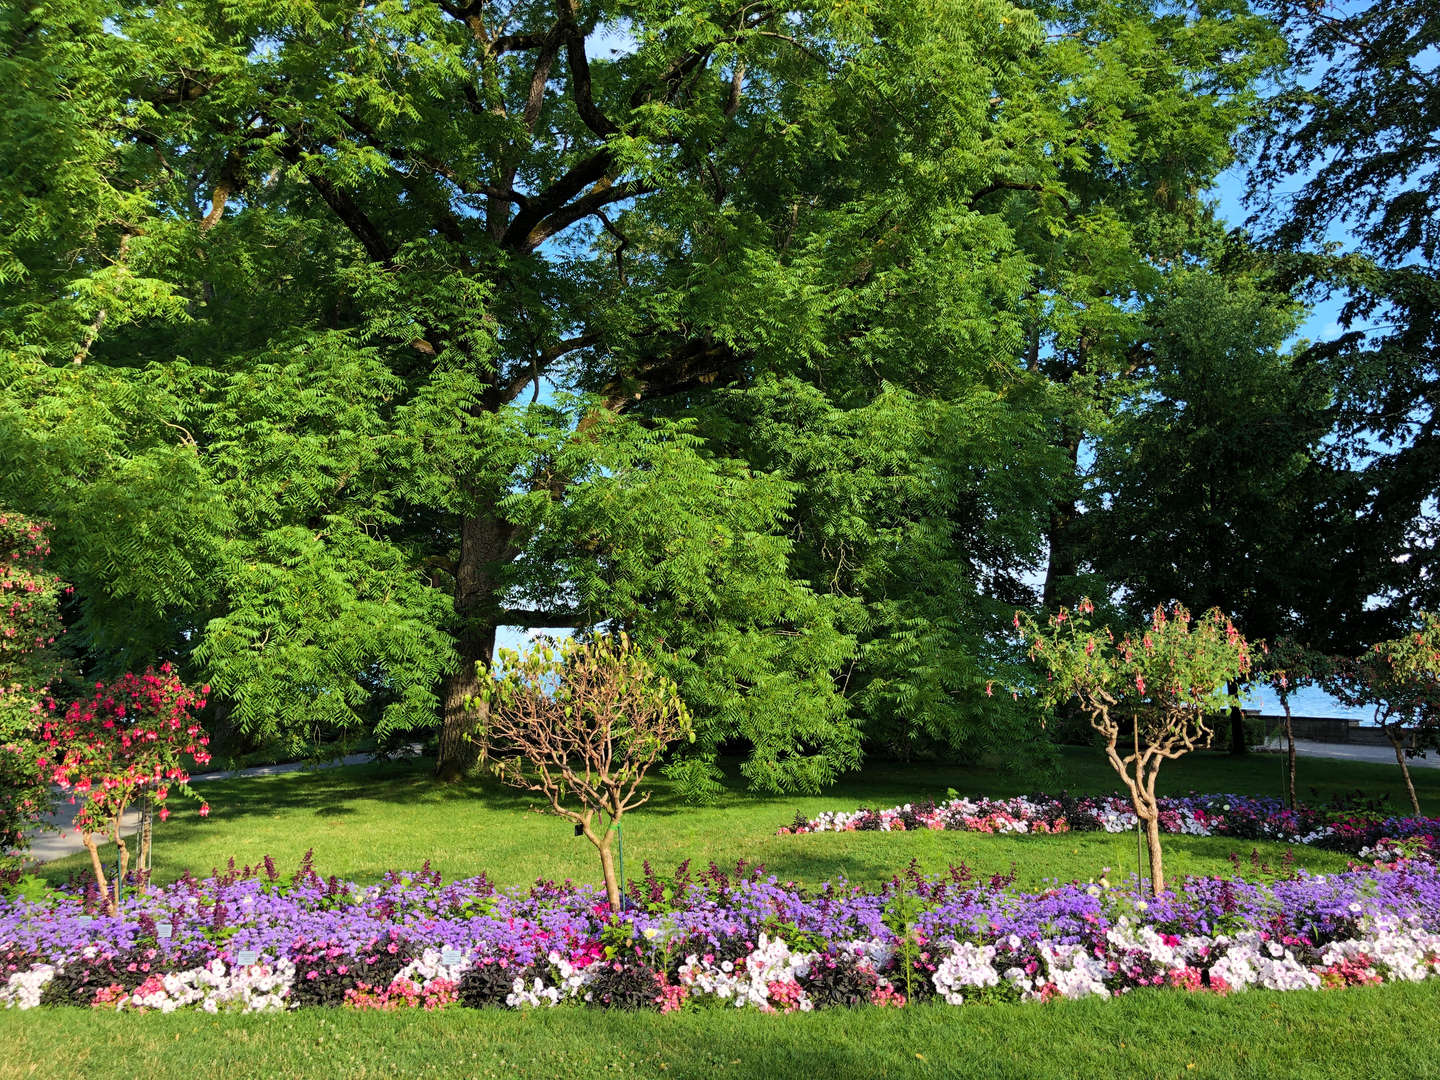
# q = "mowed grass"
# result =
<box><xmin>3</xmin><ymin>983</ymin><xmax>1439</xmax><ymax>1080</ymax></box>
<box><xmin>18</xmin><ymin>748</ymin><xmax>1440</xmax><ymax>1080</ymax></box>
<box><xmin>34</xmin><ymin>746</ymin><xmax>1440</xmax><ymax>891</ymax></box>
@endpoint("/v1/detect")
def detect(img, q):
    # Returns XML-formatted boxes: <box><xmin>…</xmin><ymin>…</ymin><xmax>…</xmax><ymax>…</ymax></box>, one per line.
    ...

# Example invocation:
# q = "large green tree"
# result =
<box><xmin>1</xmin><ymin>0</ymin><xmax>1281</xmax><ymax>786</ymax></box>
<box><xmin>1251</xmin><ymin>0</ymin><xmax>1440</xmax><ymax>638</ymax></box>
<box><xmin>1083</xmin><ymin>264</ymin><xmax>1360</xmax><ymax>750</ymax></box>
<box><xmin>1087</xmin><ymin>266</ymin><xmax>1353</xmax><ymax>641</ymax></box>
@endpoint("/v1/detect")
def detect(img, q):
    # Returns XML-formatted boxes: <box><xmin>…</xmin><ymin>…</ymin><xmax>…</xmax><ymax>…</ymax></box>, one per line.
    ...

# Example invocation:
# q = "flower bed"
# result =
<box><xmin>779</xmin><ymin>792</ymin><xmax>1440</xmax><ymax>858</ymax></box>
<box><xmin>4</xmin><ymin>854</ymin><xmax>1440</xmax><ymax>1014</ymax></box>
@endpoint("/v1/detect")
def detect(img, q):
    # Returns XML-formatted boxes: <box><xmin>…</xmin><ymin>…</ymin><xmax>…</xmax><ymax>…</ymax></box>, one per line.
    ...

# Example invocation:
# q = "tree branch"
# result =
<box><xmin>280</xmin><ymin>145</ymin><xmax>395</xmax><ymax>264</ymax></box>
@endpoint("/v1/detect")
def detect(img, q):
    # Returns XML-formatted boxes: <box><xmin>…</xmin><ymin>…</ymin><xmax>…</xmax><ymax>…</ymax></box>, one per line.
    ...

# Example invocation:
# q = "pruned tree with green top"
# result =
<box><xmin>472</xmin><ymin>634</ymin><xmax>690</xmax><ymax>913</ymax></box>
<box><xmin>1018</xmin><ymin>600</ymin><xmax>1253</xmax><ymax>894</ymax></box>
<box><xmin>1326</xmin><ymin>614</ymin><xmax>1440</xmax><ymax>816</ymax></box>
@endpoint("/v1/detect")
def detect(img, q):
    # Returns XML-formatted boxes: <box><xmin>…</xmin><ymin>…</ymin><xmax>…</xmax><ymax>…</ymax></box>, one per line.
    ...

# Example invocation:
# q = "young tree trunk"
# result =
<box><xmin>137</xmin><ymin>798</ymin><xmax>153</xmax><ymax>880</ymax></box>
<box><xmin>111</xmin><ymin>811</ymin><xmax>129</xmax><ymax>914</ymax></box>
<box><xmin>435</xmin><ymin>513</ymin><xmax>508</xmax><ymax>781</ymax></box>
<box><xmin>1387</xmin><ymin>727</ymin><xmax>1422</xmax><ymax>815</ymax></box>
<box><xmin>596</xmin><ymin>831</ymin><xmax>622</xmax><ymax>914</ymax></box>
<box><xmin>81</xmin><ymin>834</ymin><xmax>111</xmax><ymax>916</ymax></box>
<box><xmin>1283</xmin><ymin>699</ymin><xmax>1297</xmax><ymax>810</ymax></box>
<box><xmin>1140</xmin><ymin>812</ymin><xmax>1166</xmax><ymax>895</ymax></box>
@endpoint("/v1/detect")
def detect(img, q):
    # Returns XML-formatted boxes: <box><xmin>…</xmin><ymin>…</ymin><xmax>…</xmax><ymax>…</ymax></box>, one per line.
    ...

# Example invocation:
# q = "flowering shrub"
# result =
<box><xmin>37</xmin><ymin>666</ymin><xmax>211</xmax><ymax>913</ymax></box>
<box><xmin>777</xmin><ymin>792</ymin><xmax>1440</xmax><ymax>860</ymax></box>
<box><xmin>4</xmin><ymin>855</ymin><xmax>1440</xmax><ymax>1014</ymax></box>
<box><xmin>1017</xmin><ymin>602</ymin><xmax>1252</xmax><ymax>893</ymax></box>
<box><xmin>0</xmin><ymin>513</ymin><xmax>67</xmax><ymax>882</ymax></box>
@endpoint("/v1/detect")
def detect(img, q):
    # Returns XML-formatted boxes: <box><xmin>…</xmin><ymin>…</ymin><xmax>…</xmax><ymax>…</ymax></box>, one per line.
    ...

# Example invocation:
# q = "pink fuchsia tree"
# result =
<box><xmin>0</xmin><ymin>513</ymin><xmax>68</xmax><ymax>881</ymax></box>
<box><xmin>38</xmin><ymin>666</ymin><xmax>211</xmax><ymax>913</ymax></box>
<box><xmin>1017</xmin><ymin>600</ymin><xmax>1252</xmax><ymax>894</ymax></box>
<box><xmin>1258</xmin><ymin>638</ymin><xmax>1331</xmax><ymax>809</ymax></box>
<box><xmin>1326</xmin><ymin>613</ymin><xmax>1440</xmax><ymax>816</ymax></box>
<box><xmin>473</xmin><ymin>634</ymin><xmax>692</xmax><ymax>914</ymax></box>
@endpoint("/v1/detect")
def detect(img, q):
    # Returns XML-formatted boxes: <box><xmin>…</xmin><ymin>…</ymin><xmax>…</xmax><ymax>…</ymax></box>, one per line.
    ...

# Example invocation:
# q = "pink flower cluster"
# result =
<box><xmin>37</xmin><ymin>665</ymin><xmax>211</xmax><ymax>832</ymax></box>
<box><xmin>343</xmin><ymin>976</ymin><xmax>459</xmax><ymax>1011</ymax></box>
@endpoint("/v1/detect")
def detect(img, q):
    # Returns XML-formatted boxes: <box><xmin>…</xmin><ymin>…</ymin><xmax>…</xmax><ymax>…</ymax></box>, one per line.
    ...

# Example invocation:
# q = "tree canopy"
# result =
<box><xmin>1</xmin><ymin>0</ymin><xmax>1304</xmax><ymax>787</ymax></box>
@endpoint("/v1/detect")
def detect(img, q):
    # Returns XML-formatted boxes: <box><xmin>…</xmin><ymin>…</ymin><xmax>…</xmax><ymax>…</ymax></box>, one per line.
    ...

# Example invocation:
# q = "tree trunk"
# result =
<box><xmin>1283</xmin><ymin>699</ymin><xmax>1297</xmax><ymax>810</ymax></box>
<box><xmin>1387</xmin><ymin>728</ymin><xmax>1421</xmax><ymax>815</ymax></box>
<box><xmin>81</xmin><ymin>834</ymin><xmax>111</xmax><ymax>916</ymax></box>
<box><xmin>137</xmin><ymin>798</ymin><xmax>153</xmax><ymax>880</ymax></box>
<box><xmin>1227</xmin><ymin>680</ymin><xmax>1247</xmax><ymax>755</ymax></box>
<box><xmin>596</xmin><ymin>831</ymin><xmax>621</xmax><ymax>914</ymax></box>
<box><xmin>1144</xmin><ymin>814</ymin><xmax>1166</xmax><ymax>895</ymax></box>
<box><xmin>435</xmin><ymin>513</ymin><xmax>507</xmax><ymax>781</ymax></box>
<box><xmin>111</xmin><ymin>811</ymin><xmax>129</xmax><ymax>914</ymax></box>
<box><xmin>1041</xmin><ymin>442</ymin><xmax>1081</xmax><ymax>608</ymax></box>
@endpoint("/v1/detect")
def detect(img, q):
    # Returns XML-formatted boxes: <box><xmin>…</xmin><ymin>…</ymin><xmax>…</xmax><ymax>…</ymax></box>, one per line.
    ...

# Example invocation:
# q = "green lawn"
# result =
<box><xmin>3</xmin><ymin>984</ymin><xmax>1438</xmax><ymax>1080</ymax></box>
<box><xmin>35</xmin><ymin>745</ymin><xmax>1439</xmax><ymax>892</ymax></box>
<box><xmin>15</xmin><ymin>747</ymin><xmax>1440</xmax><ymax>1080</ymax></box>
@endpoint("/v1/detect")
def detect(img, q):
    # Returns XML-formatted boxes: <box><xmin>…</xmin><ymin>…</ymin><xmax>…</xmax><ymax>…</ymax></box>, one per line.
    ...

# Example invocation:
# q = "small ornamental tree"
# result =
<box><xmin>38</xmin><ymin>666</ymin><xmax>211</xmax><ymax>913</ymax></box>
<box><xmin>0</xmin><ymin>513</ymin><xmax>67</xmax><ymax>880</ymax></box>
<box><xmin>1326</xmin><ymin>614</ymin><xmax>1440</xmax><ymax>816</ymax></box>
<box><xmin>1259</xmin><ymin>638</ymin><xmax>1331</xmax><ymax>809</ymax></box>
<box><xmin>1017</xmin><ymin>601</ymin><xmax>1252</xmax><ymax>894</ymax></box>
<box><xmin>472</xmin><ymin>635</ymin><xmax>692</xmax><ymax>914</ymax></box>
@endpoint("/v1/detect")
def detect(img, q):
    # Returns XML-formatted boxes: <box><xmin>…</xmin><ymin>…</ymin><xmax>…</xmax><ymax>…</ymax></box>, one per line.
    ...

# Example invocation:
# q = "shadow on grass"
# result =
<box><xmin>33</xmin><ymin>745</ymin><xmax>1439</xmax><ymax>890</ymax></box>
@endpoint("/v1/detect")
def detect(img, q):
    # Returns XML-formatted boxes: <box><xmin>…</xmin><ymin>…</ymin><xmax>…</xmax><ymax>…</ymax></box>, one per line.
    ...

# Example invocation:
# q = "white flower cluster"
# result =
<box><xmin>1</xmin><ymin>965</ymin><xmax>56</xmax><ymax>1010</ymax></box>
<box><xmin>1207</xmin><ymin>936</ymin><xmax>1320</xmax><ymax>992</ymax></box>
<box><xmin>800</xmin><ymin>796</ymin><xmax>1229</xmax><ymax>838</ymax></box>
<box><xmin>1035</xmin><ymin>943</ymin><xmax>1112</xmax><ymax>1000</ymax></box>
<box><xmin>677</xmin><ymin>933</ymin><xmax>816</xmax><ymax>1010</ymax></box>
<box><xmin>932</xmin><ymin>941</ymin><xmax>1000</xmax><ymax>1004</ymax></box>
<box><xmin>505</xmin><ymin>950</ymin><xmax>595</xmax><ymax>1008</ymax></box>
<box><xmin>396</xmin><ymin>948</ymin><xmax>470</xmax><ymax>988</ymax></box>
<box><xmin>2</xmin><ymin>959</ymin><xmax>297</xmax><ymax>1014</ymax></box>
<box><xmin>1318</xmin><ymin>919</ymin><xmax>1440</xmax><ymax>983</ymax></box>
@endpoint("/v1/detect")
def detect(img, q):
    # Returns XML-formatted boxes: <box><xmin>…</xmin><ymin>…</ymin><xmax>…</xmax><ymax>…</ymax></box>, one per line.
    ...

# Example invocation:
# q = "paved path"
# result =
<box><xmin>1255</xmin><ymin>737</ymin><xmax>1440</xmax><ymax>770</ymax></box>
<box><xmin>18</xmin><ymin>751</ymin><xmax>401</xmax><ymax>865</ymax></box>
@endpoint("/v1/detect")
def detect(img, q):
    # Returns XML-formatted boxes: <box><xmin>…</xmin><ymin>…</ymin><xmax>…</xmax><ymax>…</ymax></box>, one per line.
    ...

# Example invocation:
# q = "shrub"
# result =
<box><xmin>473</xmin><ymin>634</ymin><xmax>691</xmax><ymax>913</ymax></box>
<box><xmin>799</xmin><ymin>953</ymin><xmax>881</xmax><ymax>1008</ymax></box>
<box><xmin>37</xmin><ymin>666</ymin><xmax>210</xmax><ymax>912</ymax></box>
<box><xmin>0</xmin><ymin>513</ymin><xmax>66</xmax><ymax>881</ymax></box>
<box><xmin>585</xmin><ymin>959</ymin><xmax>662</xmax><ymax>1010</ymax></box>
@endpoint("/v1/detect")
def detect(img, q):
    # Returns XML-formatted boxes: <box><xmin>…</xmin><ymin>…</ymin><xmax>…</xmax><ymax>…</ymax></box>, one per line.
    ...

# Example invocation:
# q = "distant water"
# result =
<box><xmin>496</xmin><ymin>625</ymin><xmax>1374</xmax><ymax>722</ymax></box>
<box><xmin>1243</xmin><ymin>685</ymin><xmax>1375</xmax><ymax>723</ymax></box>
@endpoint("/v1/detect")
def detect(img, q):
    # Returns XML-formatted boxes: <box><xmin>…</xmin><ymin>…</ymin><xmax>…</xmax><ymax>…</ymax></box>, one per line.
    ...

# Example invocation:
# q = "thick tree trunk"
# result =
<box><xmin>435</xmin><ymin>513</ymin><xmax>507</xmax><ymax>781</ymax></box>
<box><xmin>1227</xmin><ymin>680</ymin><xmax>1247</xmax><ymax>756</ymax></box>
<box><xmin>1387</xmin><ymin>728</ymin><xmax>1421</xmax><ymax>816</ymax></box>
<box><xmin>1041</xmin><ymin>440</ymin><xmax>1082</xmax><ymax>608</ymax></box>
